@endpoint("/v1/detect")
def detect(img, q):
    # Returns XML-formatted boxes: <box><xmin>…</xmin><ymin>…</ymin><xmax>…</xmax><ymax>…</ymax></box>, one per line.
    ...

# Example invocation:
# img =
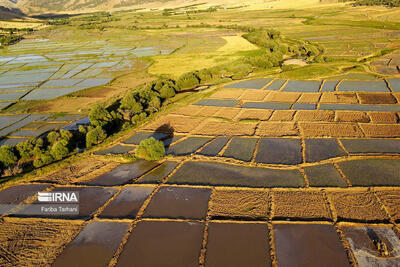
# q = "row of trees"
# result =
<box><xmin>352</xmin><ymin>0</ymin><xmax>400</xmax><ymax>7</ymax></box>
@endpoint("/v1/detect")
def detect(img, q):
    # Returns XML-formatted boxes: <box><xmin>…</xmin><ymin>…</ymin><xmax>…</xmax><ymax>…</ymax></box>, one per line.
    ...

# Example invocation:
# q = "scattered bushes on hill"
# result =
<box><xmin>135</xmin><ymin>137</ymin><xmax>165</xmax><ymax>161</ymax></box>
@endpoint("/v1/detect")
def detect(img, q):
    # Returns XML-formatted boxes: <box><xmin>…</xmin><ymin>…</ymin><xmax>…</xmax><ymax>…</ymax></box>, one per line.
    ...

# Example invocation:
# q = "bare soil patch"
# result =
<box><xmin>235</xmin><ymin>109</ymin><xmax>272</xmax><ymax>121</ymax></box>
<box><xmin>368</xmin><ymin>112</ymin><xmax>398</xmax><ymax>124</ymax></box>
<box><xmin>335</xmin><ymin>111</ymin><xmax>370</xmax><ymax>123</ymax></box>
<box><xmin>360</xmin><ymin>124</ymin><xmax>400</xmax><ymax>137</ymax></box>
<box><xmin>214</xmin><ymin>107</ymin><xmax>242</xmax><ymax>120</ymax></box>
<box><xmin>299</xmin><ymin>122</ymin><xmax>363</xmax><ymax>137</ymax></box>
<box><xmin>357</xmin><ymin>93</ymin><xmax>397</xmax><ymax>104</ymax></box>
<box><xmin>239</xmin><ymin>90</ymin><xmax>269</xmax><ymax>101</ymax></box>
<box><xmin>210</xmin><ymin>89</ymin><xmax>244</xmax><ymax>100</ymax></box>
<box><xmin>269</xmin><ymin>110</ymin><xmax>295</xmax><ymax>121</ymax></box>
<box><xmin>265</xmin><ymin>91</ymin><xmax>300</xmax><ymax>103</ymax></box>
<box><xmin>294</xmin><ymin>110</ymin><xmax>335</xmax><ymax>122</ymax></box>
<box><xmin>192</xmin><ymin>120</ymin><xmax>257</xmax><ymax>136</ymax></box>
<box><xmin>256</xmin><ymin>122</ymin><xmax>298</xmax><ymax>137</ymax></box>
<box><xmin>171</xmin><ymin>105</ymin><xmax>205</xmax><ymax>116</ymax></box>
<box><xmin>297</xmin><ymin>93</ymin><xmax>321</xmax><ymax>103</ymax></box>
<box><xmin>320</xmin><ymin>92</ymin><xmax>358</xmax><ymax>104</ymax></box>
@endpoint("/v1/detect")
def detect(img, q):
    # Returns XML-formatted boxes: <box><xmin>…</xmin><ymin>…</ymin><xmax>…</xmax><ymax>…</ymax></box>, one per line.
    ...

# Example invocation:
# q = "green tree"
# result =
<box><xmin>86</xmin><ymin>126</ymin><xmax>107</xmax><ymax>147</ymax></box>
<box><xmin>33</xmin><ymin>152</ymin><xmax>54</xmax><ymax>168</ymax></box>
<box><xmin>120</xmin><ymin>93</ymin><xmax>143</xmax><ymax>113</ymax></box>
<box><xmin>89</xmin><ymin>104</ymin><xmax>112</xmax><ymax>127</ymax></box>
<box><xmin>47</xmin><ymin>131</ymin><xmax>60</xmax><ymax>144</ymax></box>
<box><xmin>0</xmin><ymin>145</ymin><xmax>18</xmax><ymax>168</ymax></box>
<box><xmin>135</xmin><ymin>137</ymin><xmax>165</xmax><ymax>161</ymax></box>
<box><xmin>159</xmin><ymin>84</ymin><xmax>176</xmax><ymax>99</ymax></box>
<box><xmin>50</xmin><ymin>140</ymin><xmax>69</xmax><ymax>160</ymax></box>
<box><xmin>16</xmin><ymin>140</ymin><xmax>35</xmax><ymax>161</ymax></box>
<box><xmin>177</xmin><ymin>72</ymin><xmax>200</xmax><ymax>89</ymax></box>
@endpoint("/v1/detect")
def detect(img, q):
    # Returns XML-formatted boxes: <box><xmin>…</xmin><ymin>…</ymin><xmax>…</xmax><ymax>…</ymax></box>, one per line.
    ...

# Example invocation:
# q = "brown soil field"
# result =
<box><xmin>357</xmin><ymin>93</ymin><xmax>397</xmax><ymax>104</ymax></box>
<box><xmin>297</xmin><ymin>93</ymin><xmax>321</xmax><ymax>103</ymax></box>
<box><xmin>210</xmin><ymin>89</ymin><xmax>244</xmax><ymax>100</ymax></box>
<box><xmin>374</xmin><ymin>189</ymin><xmax>400</xmax><ymax>222</ymax></box>
<box><xmin>360</xmin><ymin>124</ymin><xmax>400</xmax><ymax>138</ymax></box>
<box><xmin>269</xmin><ymin>110</ymin><xmax>296</xmax><ymax>121</ymax></box>
<box><xmin>195</xmin><ymin>106</ymin><xmax>221</xmax><ymax>117</ymax></box>
<box><xmin>209</xmin><ymin>188</ymin><xmax>270</xmax><ymax>219</ymax></box>
<box><xmin>271</xmin><ymin>190</ymin><xmax>332</xmax><ymax>220</ymax></box>
<box><xmin>36</xmin><ymin>158</ymin><xmax>112</xmax><ymax>184</ymax></box>
<box><xmin>335</xmin><ymin>111</ymin><xmax>370</xmax><ymax>123</ymax></box>
<box><xmin>265</xmin><ymin>92</ymin><xmax>301</xmax><ymax>103</ymax></box>
<box><xmin>256</xmin><ymin>122</ymin><xmax>299</xmax><ymax>137</ymax></box>
<box><xmin>320</xmin><ymin>93</ymin><xmax>359</xmax><ymax>104</ymax></box>
<box><xmin>393</xmin><ymin>93</ymin><xmax>400</xmax><ymax>103</ymax></box>
<box><xmin>144</xmin><ymin>115</ymin><xmax>205</xmax><ymax>133</ymax></box>
<box><xmin>171</xmin><ymin>105</ymin><xmax>205</xmax><ymax>116</ymax></box>
<box><xmin>192</xmin><ymin>120</ymin><xmax>257</xmax><ymax>136</ymax></box>
<box><xmin>299</xmin><ymin>122</ymin><xmax>364</xmax><ymax>138</ymax></box>
<box><xmin>294</xmin><ymin>110</ymin><xmax>335</xmax><ymax>122</ymax></box>
<box><xmin>327</xmin><ymin>190</ymin><xmax>389</xmax><ymax>222</ymax></box>
<box><xmin>367</xmin><ymin>112</ymin><xmax>399</xmax><ymax>124</ymax></box>
<box><xmin>213</xmin><ymin>107</ymin><xmax>242</xmax><ymax>120</ymax></box>
<box><xmin>235</xmin><ymin>109</ymin><xmax>272</xmax><ymax>121</ymax></box>
<box><xmin>0</xmin><ymin>217</ymin><xmax>83</xmax><ymax>266</ymax></box>
<box><xmin>239</xmin><ymin>90</ymin><xmax>269</xmax><ymax>101</ymax></box>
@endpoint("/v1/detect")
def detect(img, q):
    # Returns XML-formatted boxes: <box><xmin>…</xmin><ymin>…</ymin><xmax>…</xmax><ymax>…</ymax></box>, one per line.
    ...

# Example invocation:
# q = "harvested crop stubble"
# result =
<box><xmin>272</xmin><ymin>190</ymin><xmax>332</xmax><ymax>220</ymax></box>
<box><xmin>327</xmin><ymin>190</ymin><xmax>389</xmax><ymax>222</ymax></box>
<box><xmin>209</xmin><ymin>188</ymin><xmax>270</xmax><ymax>219</ymax></box>
<box><xmin>256</xmin><ymin>122</ymin><xmax>298</xmax><ymax>137</ymax></box>
<box><xmin>368</xmin><ymin>112</ymin><xmax>398</xmax><ymax>124</ymax></box>
<box><xmin>374</xmin><ymin>189</ymin><xmax>400</xmax><ymax>222</ymax></box>
<box><xmin>393</xmin><ymin>93</ymin><xmax>400</xmax><ymax>103</ymax></box>
<box><xmin>320</xmin><ymin>92</ymin><xmax>358</xmax><ymax>104</ymax></box>
<box><xmin>213</xmin><ymin>107</ymin><xmax>242</xmax><ymax>120</ymax></box>
<box><xmin>360</xmin><ymin>124</ymin><xmax>400</xmax><ymax>138</ymax></box>
<box><xmin>265</xmin><ymin>91</ymin><xmax>300</xmax><ymax>103</ymax></box>
<box><xmin>299</xmin><ymin>122</ymin><xmax>364</xmax><ymax>137</ymax></box>
<box><xmin>0</xmin><ymin>217</ymin><xmax>83</xmax><ymax>266</ymax></box>
<box><xmin>239</xmin><ymin>90</ymin><xmax>269</xmax><ymax>101</ymax></box>
<box><xmin>357</xmin><ymin>93</ymin><xmax>397</xmax><ymax>104</ymax></box>
<box><xmin>210</xmin><ymin>89</ymin><xmax>244</xmax><ymax>100</ymax></box>
<box><xmin>235</xmin><ymin>109</ymin><xmax>272</xmax><ymax>121</ymax></box>
<box><xmin>192</xmin><ymin>120</ymin><xmax>257</xmax><ymax>136</ymax></box>
<box><xmin>171</xmin><ymin>105</ymin><xmax>204</xmax><ymax>116</ymax></box>
<box><xmin>144</xmin><ymin>115</ymin><xmax>205</xmax><ymax>133</ymax></box>
<box><xmin>294</xmin><ymin>110</ymin><xmax>335</xmax><ymax>122</ymax></box>
<box><xmin>195</xmin><ymin>106</ymin><xmax>221</xmax><ymax>117</ymax></box>
<box><xmin>297</xmin><ymin>93</ymin><xmax>321</xmax><ymax>103</ymax></box>
<box><xmin>335</xmin><ymin>111</ymin><xmax>370</xmax><ymax>123</ymax></box>
<box><xmin>269</xmin><ymin>110</ymin><xmax>295</xmax><ymax>121</ymax></box>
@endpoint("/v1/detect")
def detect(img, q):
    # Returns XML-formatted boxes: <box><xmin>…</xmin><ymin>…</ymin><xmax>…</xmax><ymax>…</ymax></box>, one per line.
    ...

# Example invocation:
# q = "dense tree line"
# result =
<box><xmin>352</xmin><ymin>0</ymin><xmax>400</xmax><ymax>7</ymax></box>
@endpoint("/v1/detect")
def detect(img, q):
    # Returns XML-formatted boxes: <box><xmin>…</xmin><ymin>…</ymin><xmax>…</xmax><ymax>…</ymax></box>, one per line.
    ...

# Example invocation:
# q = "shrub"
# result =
<box><xmin>177</xmin><ymin>71</ymin><xmax>200</xmax><ymax>89</ymax></box>
<box><xmin>33</xmin><ymin>152</ymin><xmax>54</xmax><ymax>168</ymax></box>
<box><xmin>159</xmin><ymin>84</ymin><xmax>176</xmax><ymax>99</ymax></box>
<box><xmin>131</xmin><ymin>112</ymin><xmax>147</xmax><ymax>124</ymax></box>
<box><xmin>50</xmin><ymin>140</ymin><xmax>69</xmax><ymax>160</ymax></box>
<box><xmin>89</xmin><ymin>104</ymin><xmax>112</xmax><ymax>127</ymax></box>
<box><xmin>86</xmin><ymin>126</ymin><xmax>107</xmax><ymax>147</ymax></box>
<box><xmin>47</xmin><ymin>131</ymin><xmax>61</xmax><ymax>144</ymax></box>
<box><xmin>16</xmin><ymin>140</ymin><xmax>35</xmax><ymax>161</ymax></box>
<box><xmin>120</xmin><ymin>93</ymin><xmax>143</xmax><ymax>113</ymax></box>
<box><xmin>196</xmin><ymin>69</ymin><xmax>213</xmax><ymax>83</ymax></box>
<box><xmin>148</xmin><ymin>96</ymin><xmax>161</xmax><ymax>112</ymax></box>
<box><xmin>135</xmin><ymin>137</ymin><xmax>165</xmax><ymax>161</ymax></box>
<box><xmin>0</xmin><ymin>145</ymin><xmax>17</xmax><ymax>168</ymax></box>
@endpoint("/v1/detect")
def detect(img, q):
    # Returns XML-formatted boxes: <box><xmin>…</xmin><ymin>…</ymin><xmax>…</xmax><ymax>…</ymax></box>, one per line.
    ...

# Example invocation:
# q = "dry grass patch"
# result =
<box><xmin>320</xmin><ymin>93</ymin><xmax>358</xmax><ymax>104</ymax></box>
<box><xmin>327</xmin><ymin>190</ymin><xmax>389</xmax><ymax>222</ymax></box>
<box><xmin>264</xmin><ymin>92</ymin><xmax>300</xmax><ymax>103</ymax></box>
<box><xmin>144</xmin><ymin>115</ymin><xmax>205</xmax><ymax>133</ymax></box>
<box><xmin>368</xmin><ymin>112</ymin><xmax>398</xmax><ymax>124</ymax></box>
<box><xmin>272</xmin><ymin>190</ymin><xmax>332</xmax><ymax>220</ymax></box>
<box><xmin>357</xmin><ymin>93</ymin><xmax>397</xmax><ymax>104</ymax></box>
<box><xmin>335</xmin><ymin>111</ymin><xmax>370</xmax><ymax>123</ymax></box>
<box><xmin>209</xmin><ymin>188</ymin><xmax>269</xmax><ymax>219</ymax></box>
<box><xmin>375</xmin><ymin>189</ymin><xmax>400</xmax><ymax>222</ymax></box>
<box><xmin>360</xmin><ymin>124</ymin><xmax>400</xmax><ymax>138</ymax></box>
<box><xmin>196</xmin><ymin>106</ymin><xmax>221</xmax><ymax>117</ymax></box>
<box><xmin>256</xmin><ymin>122</ymin><xmax>298</xmax><ymax>137</ymax></box>
<box><xmin>213</xmin><ymin>107</ymin><xmax>242</xmax><ymax>120</ymax></box>
<box><xmin>210</xmin><ymin>89</ymin><xmax>244</xmax><ymax>100</ymax></box>
<box><xmin>0</xmin><ymin>217</ymin><xmax>83</xmax><ymax>266</ymax></box>
<box><xmin>171</xmin><ymin>105</ymin><xmax>205</xmax><ymax>116</ymax></box>
<box><xmin>235</xmin><ymin>109</ymin><xmax>272</xmax><ymax>121</ymax></box>
<box><xmin>294</xmin><ymin>110</ymin><xmax>335</xmax><ymax>122</ymax></box>
<box><xmin>192</xmin><ymin>119</ymin><xmax>257</xmax><ymax>136</ymax></box>
<box><xmin>297</xmin><ymin>93</ymin><xmax>321</xmax><ymax>103</ymax></box>
<box><xmin>239</xmin><ymin>90</ymin><xmax>269</xmax><ymax>101</ymax></box>
<box><xmin>269</xmin><ymin>110</ymin><xmax>295</xmax><ymax>121</ymax></box>
<box><xmin>299</xmin><ymin>122</ymin><xmax>363</xmax><ymax>137</ymax></box>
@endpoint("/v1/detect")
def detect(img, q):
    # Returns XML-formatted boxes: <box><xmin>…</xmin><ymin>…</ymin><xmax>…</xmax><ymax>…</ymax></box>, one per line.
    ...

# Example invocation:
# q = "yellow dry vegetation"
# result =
<box><xmin>217</xmin><ymin>35</ymin><xmax>258</xmax><ymax>53</ymax></box>
<box><xmin>0</xmin><ymin>21</ymin><xmax>45</xmax><ymax>29</ymax></box>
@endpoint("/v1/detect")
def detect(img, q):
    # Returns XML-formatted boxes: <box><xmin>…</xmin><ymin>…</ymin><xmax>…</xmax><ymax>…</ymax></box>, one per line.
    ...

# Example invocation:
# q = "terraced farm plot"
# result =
<box><xmin>94</xmin><ymin>144</ymin><xmax>135</xmax><ymax>155</ymax></box>
<box><xmin>304</xmin><ymin>164</ymin><xmax>348</xmax><ymax>187</ymax></box>
<box><xmin>166</xmin><ymin>137</ymin><xmax>212</xmax><ymax>156</ymax></box>
<box><xmin>283</xmin><ymin>80</ymin><xmax>322</xmax><ymax>92</ymax></box>
<box><xmin>340</xmin><ymin>139</ymin><xmax>400</xmax><ymax>154</ymax></box>
<box><xmin>265</xmin><ymin>79</ymin><xmax>286</xmax><ymax>90</ymax></box>
<box><xmin>255</xmin><ymin>138</ymin><xmax>302</xmax><ymax>165</ymax></box>
<box><xmin>122</xmin><ymin>131</ymin><xmax>170</xmax><ymax>145</ymax></box>
<box><xmin>338</xmin><ymin>81</ymin><xmax>389</xmax><ymax>92</ymax></box>
<box><xmin>198</xmin><ymin>137</ymin><xmax>230</xmax><ymax>156</ymax></box>
<box><xmin>194</xmin><ymin>99</ymin><xmax>239</xmax><ymax>107</ymax></box>
<box><xmin>223</xmin><ymin>78</ymin><xmax>272</xmax><ymax>89</ymax></box>
<box><xmin>321</xmin><ymin>80</ymin><xmax>339</xmax><ymax>92</ymax></box>
<box><xmin>374</xmin><ymin>189</ymin><xmax>400</xmax><ymax>222</ymax></box>
<box><xmin>305</xmin><ymin>138</ymin><xmax>346</xmax><ymax>162</ymax></box>
<box><xmin>222</xmin><ymin>137</ymin><xmax>258</xmax><ymax>162</ymax></box>
<box><xmin>136</xmin><ymin>161</ymin><xmax>179</xmax><ymax>184</ymax></box>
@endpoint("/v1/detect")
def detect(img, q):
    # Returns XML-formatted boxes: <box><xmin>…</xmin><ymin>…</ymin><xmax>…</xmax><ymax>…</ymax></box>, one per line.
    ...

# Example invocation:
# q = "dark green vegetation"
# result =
<box><xmin>135</xmin><ymin>137</ymin><xmax>165</xmax><ymax>161</ymax></box>
<box><xmin>353</xmin><ymin>0</ymin><xmax>400</xmax><ymax>7</ymax></box>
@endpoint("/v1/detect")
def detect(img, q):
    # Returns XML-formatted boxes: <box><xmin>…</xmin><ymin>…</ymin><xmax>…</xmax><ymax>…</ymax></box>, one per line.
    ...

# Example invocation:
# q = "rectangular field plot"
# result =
<box><xmin>388</xmin><ymin>79</ymin><xmax>400</xmax><ymax>92</ymax></box>
<box><xmin>205</xmin><ymin>222</ymin><xmax>271</xmax><ymax>267</ymax></box>
<box><xmin>123</xmin><ymin>131</ymin><xmax>170</xmax><ymax>145</ymax></box>
<box><xmin>0</xmin><ymin>91</ymin><xmax>27</xmax><ymax>101</ymax></box>
<box><xmin>166</xmin><ymin>137</ymin><xmax>212</xmax><ymax>156</ymax></box>
<box><xmin>292</xmin><ymin>103</ymin><xmax>316</xmax><ymax>110</ymax></box>
<box><xmin>305</xmin><ymin>139</ymin><xmax>346</xmax><ymax>162</ymax></box>
<box><xmin>283</xmin><ymin>80</ymin><xmax>322</xmax><ymax>92</ymax></box>
<box><xmin>255</xmin><ymin>138</ymin><xmax>302</xmax><ymax>165</ymax></box>
<box><xmin>116</xmin><ymin>221</ymin><xmax>204</xmax><ymax>267</ymax></box>
<box><xmin>222</xmin><ymin>137</ymin><xmax>258</xmax><ymax>162</ymax></box>
<box><xmin>22</xmin><ymin>87</ymin><xmax>88</xmax><ymax>100</ymax></box>
<box><xmin>168</xmin><ymin>161</ymin><xmax>305</xmax><ymax>188</ymax></box>
<box><xmin>75</xmin><ymin>78</ymin><xmax>112</xmax><ymax>87</ymax></box>
<box><xmin>273</xmin><ymin>223</ymin><xmax>350</xmax><ymax>267</ymax></box>
<box><xmin>320</xmin><ymin>103</ymin><xmax>400</xmax><ymax>112</ymax></box>
<box><xmin>321</xmin><ymin>80</ymin><xmax>339</xmax><ymax>92</ymax></box>
<box><xmin>0</xmin><ymin>114</ymin><xmax>48</xmax><ymax>137</ymax></box>
<box><xmin>194</xmin><ymin>99</ymin><xmax>239</xmax><ymax>107</ymax></box>
<box><xmin>0</xmin><ymin>137</ymin><xmax>30</xmax><ymax>146</ymax></box>
<box><xmin>99</xmin><ymin>186</ymin><xmax>154</xmax><ymax>218</ymax></box>
<box><xmin>264</xmin><ymin>79</ymin><xmax>286</xmax><ymax>90</ymax></box>
<box><xmin>0</xmin><ymin>72</ymin><xmax>53</xmax><ymax>84</ymax></box>
<box><xmin>94</xmin><ymin>144</ymin><xmax>134</xmax><ymax>155</ymax></box>
<box><xmin>40</xmin><ymin>79</ymin><xmax>83</xmax><ymax>88</ymax></box>
<box><xmin>340</xmin><ymin>139</ymin><xmax>400</xmax><ymax>154</ymax></box>
<box><xmin>338</xmin><ymin>81</ymin><xmax>389</xmax><ymax>92</ymax></box>
<box><xmin>240</xmin><ymin>102</ymin><xmax>292</xmax><ymax>110</ymax></box>
<box><xmin>198</xmin><ymin>137</ymin><xmax>230</xmax><ymax>156</ymax></box>
<box><xmin>338</xmin><ymin>159</ymin><xmax>400</xmax><ymax>186</ymax></box>
<box><xmin>0</xmin><ymin>114</ymin><xmax>27</xmax><ymax>129</ymax></box>
<box><xmin>136</xmin><ymin>161</ymin><xmax>179</xmax><ymax>184</ymax></box>
<box><xmin>223</xmin><ymin>78</ymin><xmax>272</xmax><ymax>89</ymax></box>
<box><xmin>304</xmin><ymin>164</ymin><xmax>347</xmax><ymax>187</ymax></box>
